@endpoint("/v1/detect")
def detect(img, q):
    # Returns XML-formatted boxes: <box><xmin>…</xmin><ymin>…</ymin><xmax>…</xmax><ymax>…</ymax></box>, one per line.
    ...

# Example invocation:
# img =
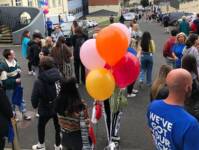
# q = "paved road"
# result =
<box><xmin>1</xmin><ymin>21</ymin><xmax>169</xmax><ymax>150</ymax></box>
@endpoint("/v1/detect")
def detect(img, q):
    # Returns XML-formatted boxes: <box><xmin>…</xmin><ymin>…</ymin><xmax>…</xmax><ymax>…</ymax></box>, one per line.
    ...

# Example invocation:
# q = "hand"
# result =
<box><xmin>16</xmin><ymin>78</ymin><xmax>21</xmax><ymax>83</ymax></box>
<box><xmin>16</xmin><ymin>69</ymin><xmax>21</xmax><ymax>73</ymax></box>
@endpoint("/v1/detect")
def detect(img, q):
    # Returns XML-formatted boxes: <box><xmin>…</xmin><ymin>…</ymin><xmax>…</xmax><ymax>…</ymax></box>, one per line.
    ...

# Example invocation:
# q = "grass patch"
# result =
<box><xmin>98</xmin><ymin>17</ymin><xmax>120</xmax><ymax>27</ymax></box>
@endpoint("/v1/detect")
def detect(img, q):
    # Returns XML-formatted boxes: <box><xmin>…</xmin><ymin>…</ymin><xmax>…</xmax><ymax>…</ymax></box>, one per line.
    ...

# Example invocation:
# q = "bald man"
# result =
<box><xmin>147</xmin><ymin>69</ymin><xmax>199</xmax><ymax>150</ymax></box>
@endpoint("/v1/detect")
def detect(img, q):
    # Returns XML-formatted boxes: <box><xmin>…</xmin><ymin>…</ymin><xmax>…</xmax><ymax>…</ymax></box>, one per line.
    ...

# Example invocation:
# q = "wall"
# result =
<box><xmin>0</xmin><ymin>0</ymin><xmax>12</xmax><ymax>6</ymax></box>
<box><xmin>0</xmin><ymin>6</ymin><xmax>45</xmax><ymax>44</ymax></box>
<box><xmin>179</xmin><ymin>0</ymin><xmax>199</xmax><ymax>13</ymax></box>
<box><xmin>160</xmin><ymin>0</ymin><xmax>199</xmax><ymax>13</ymax></box>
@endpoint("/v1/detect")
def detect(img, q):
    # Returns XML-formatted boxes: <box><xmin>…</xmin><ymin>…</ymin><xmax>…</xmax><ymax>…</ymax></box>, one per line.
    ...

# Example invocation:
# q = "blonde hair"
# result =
<box><xmin>151</xmin><ymin>65</ymin><xmax>172</xmax><ymax>100</ymax></box>
<box><xmin>45</xmin><ymin>36</ymin><xmax>53</xmax><ymax>46</ymax></box>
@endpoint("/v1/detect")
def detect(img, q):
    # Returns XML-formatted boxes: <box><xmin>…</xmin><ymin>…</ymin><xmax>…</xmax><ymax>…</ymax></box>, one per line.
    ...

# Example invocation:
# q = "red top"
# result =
<box><xmin>163</xmin><ymin>36</ymin><xmax>176</xmax><ymax>58</ymax></box>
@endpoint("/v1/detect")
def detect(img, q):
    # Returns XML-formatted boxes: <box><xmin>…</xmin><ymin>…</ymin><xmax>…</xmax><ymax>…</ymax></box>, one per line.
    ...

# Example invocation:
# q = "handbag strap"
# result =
<box><xmin>80</xmin><ymin>110</ymin><xmax>91</xmax><ymax>150</ymax></box>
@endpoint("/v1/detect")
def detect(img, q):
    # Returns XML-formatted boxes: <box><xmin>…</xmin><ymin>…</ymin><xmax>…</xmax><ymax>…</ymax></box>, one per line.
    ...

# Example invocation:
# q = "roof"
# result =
<box><xmin>89</xmin><ymin>0</ymin><xmax>119</xmax><ymax>6</ymax></box>
<box><xmin>88</xmin><ymin>9</ymin><xmax>118</xmax><ymax>17</ymax></box>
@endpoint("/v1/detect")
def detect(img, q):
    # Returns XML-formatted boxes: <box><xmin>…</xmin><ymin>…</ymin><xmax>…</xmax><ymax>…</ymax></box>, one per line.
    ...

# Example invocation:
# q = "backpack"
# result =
<box><xmin>41</xmin><ymin>80</ymin><xmax>61</xmax><ymax>112</ymax></box>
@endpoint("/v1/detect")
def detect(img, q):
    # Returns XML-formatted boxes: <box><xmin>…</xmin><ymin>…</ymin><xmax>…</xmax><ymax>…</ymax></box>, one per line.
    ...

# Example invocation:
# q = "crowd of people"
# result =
<box><xmin>1</xmin><ymin>9</ymin><xmax>199</xmax><ymax>150</ymax></box>
<box><xmin>148</xmin><ymin>13</ymin><xmax>199</xmax><ymax>149</ymax></box>
<box><xmin>0</xmin><ymin>20</ymin><xmax>90</xmax><ymax>150</ymax></box>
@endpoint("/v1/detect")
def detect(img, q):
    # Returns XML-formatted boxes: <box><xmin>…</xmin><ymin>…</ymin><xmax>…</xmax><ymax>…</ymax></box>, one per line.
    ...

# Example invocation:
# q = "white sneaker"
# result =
<box><xmin>32</xmin><ymin>143</ymin><xmax>46</xmax><ymax>150</ymax></box>
<box><xmin>127</xmin><ymin>93</ymin><xmax>136</xmax><ymax>98</ymax></box>
<box><xmin>54</xmin><ymin>144</ymin><xmax>62</xmax><ymax>150</ymax></box>
<box><xmin>36</xmin><ymin>113</ymin><xmax>40</xmax><ymax>118</ymax></box>
<box><xmin>132</xmin><ymin>89</ymin><xmax>139</xmax><ymax>94</ymax></box>
<box><xmin>28</xmin><ymin>71</ymin><xmax>33</xmax><ymax>75</ymax></box>
<box><xmin>32</xmin><ymin>72</ymin><xmax>36</xmax><ymax>76</ymax></box>
<box><xmin>76</xmin><ymin>83</ymin><xmax>79</xmax><ymax>88</ymax></box>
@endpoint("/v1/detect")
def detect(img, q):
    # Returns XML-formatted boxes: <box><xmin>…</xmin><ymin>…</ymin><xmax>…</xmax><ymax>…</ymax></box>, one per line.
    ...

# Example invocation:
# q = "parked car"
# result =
<box><xmin>60</xmin><ymin>22</ymin><xmax>73</xmax><ymax>37</ymax></box>
<box><xmin>123</xmin><ymin>12</ymin><xmax>137</xmax><ymax>21</ymax></box>
<box><xmin>178</xmin><ymin>12</ymin><xmax>196</xmax><ymax>23</ymax></box>
<box><xmin>162</xmin><ymin>12</ymin><xmax>193</xmax><ymax>26</ymax></box>
<box><xmin>79</xmin><ymin>20</ymin><xmax>98</xmax><ymax>28</ymax></box>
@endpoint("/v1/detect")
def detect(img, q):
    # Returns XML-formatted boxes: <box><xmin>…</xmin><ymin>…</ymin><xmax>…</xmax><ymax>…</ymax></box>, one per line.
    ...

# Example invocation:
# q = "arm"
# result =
<box><xmin>172</xmin><ymin>52</ymin><xmax>178</xmax><ymax>60</ymax></box>
<box><xmin>151</xmin><ymin>40</ymin><xmax>156</xmax><ymax>53</ymax></box>
<box><xmin>31</xmin><ymin>80</ymin><xmax>41</xmax><ymax>109</ymax></box>
<box><xmin>171</xmin><ymin>45</ymin><xmax>178</xmax><ymax>60</ymax></box>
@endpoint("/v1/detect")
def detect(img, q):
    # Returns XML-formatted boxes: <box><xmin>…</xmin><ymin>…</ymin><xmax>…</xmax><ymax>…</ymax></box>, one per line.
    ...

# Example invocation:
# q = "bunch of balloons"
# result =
<box><xmin>80</xmin><ymin>23</ymin><xmax>140</xmax><ymax>101</ymax></box>
<box><xmin>39</xmin><ymin>0</ymin><xmax>49</xmax><ymax>14</ymax></box>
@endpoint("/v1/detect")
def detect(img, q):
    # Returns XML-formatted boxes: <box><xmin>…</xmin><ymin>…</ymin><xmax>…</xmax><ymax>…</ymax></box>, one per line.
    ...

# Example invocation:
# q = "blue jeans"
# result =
<box><xmin>139</xmin><ymin>53</ymin><xmax>153</xmax><ymax>85</ymax></box>
<box><xmin>6</xmin><ymin>89</ymin><xmax>26</xmax><ymax>113</ymax></box>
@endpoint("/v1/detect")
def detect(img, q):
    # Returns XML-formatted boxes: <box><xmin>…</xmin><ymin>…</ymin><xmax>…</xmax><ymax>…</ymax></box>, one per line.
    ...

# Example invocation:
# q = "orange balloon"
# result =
<box><xmin>96</xmin><ymin>26</ymin><xmax>128</xmax><ymax>66</ymax></box>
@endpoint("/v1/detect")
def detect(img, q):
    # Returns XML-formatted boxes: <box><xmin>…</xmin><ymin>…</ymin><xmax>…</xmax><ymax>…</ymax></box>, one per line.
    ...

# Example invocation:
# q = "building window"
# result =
<box><xmin>16</xmin><ymin>0</ymin><xmax>22</xmax><ymax>6</ymax></box>
<box><xmin>28</xmin><ymin>0</ymin><xmax>33</xmax><ymax>6</ymax></box>
<box><xmin>48</xmin><ymin>0</ymin><xmax>51</xmax><ymax>8</ymax></box>
<box><xmin>69</xmin><ymin>6</ymin><xmax>83</xmax><ymax>15</ymax></box>
<box><xmin>0</xmin><ymin>4</ymin><xmax>10</xmax><ymax>6</ymax></box>
<box><xmin>58</xmin><ymin>0</ymin><xmax>61</xmax><ymax>6</ymax></box>
<box><xmin>52</xmin><ymin>0</ymin><xmax>57</xmax><ymax>7</ymax></box>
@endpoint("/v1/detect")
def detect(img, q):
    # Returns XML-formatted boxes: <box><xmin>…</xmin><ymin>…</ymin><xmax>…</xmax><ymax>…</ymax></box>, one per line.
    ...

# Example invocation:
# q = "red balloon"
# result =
<box><xmin>110</xmin><ymin>53</ymin><xmax>138</xmax><ymax>88</ymax></box>
<box><xmin>43</xmin><ymin>9</ymin><xmax>49</xmax><ymax>14</ymax></box>
<box><xmin>128</xmin><ymin>53</ymin><xmax>140</xmax><ymax>80</ymax></box>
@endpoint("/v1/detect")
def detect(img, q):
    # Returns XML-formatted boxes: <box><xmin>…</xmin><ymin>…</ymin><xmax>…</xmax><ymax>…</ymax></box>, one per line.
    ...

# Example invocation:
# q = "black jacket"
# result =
<box><xmin>193</xmin><ymin>19</ymin><xmax>199</xmax><ymax>34</ymax></box>
<box><xmin>28</xmin><ymin>41</ymin><xmax>41</xmax><ymax>66</ymax></box>
<box><xmin>185</xmin><ymin>78</ymin><xmax>199</xmax><ymax>120</ymax></box>
<box><xmin>31</xmin><ymin>68</ymin><xmax>62</xmax><ymax>116</ymax></box>
<box><xmin>72</xmin><ymin>34</ymin><xmax>88</xmax><ymax>60</ymax></box>
<box><xmin>0</xmin><ymin>85</ymin><xmax>13</xmax><ymax>137</ymax></box>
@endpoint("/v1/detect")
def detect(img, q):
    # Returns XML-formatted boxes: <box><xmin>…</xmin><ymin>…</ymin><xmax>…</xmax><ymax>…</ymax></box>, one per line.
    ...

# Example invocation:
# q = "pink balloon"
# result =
<box><xmin>80</xmin><ymin>39</ymin><xmax>105</xmax><ymax>70</ymax></box>
<box><xmin>112</xmin><ymin>53</ymin><xmax>139</xmax><ymax>88</ymax></box>
<box><xmin>111</xmin><ymin>23</ymin><xmax>131</xmax><ymax>45</ymax></box>
<box><xmin>43</xmin><ymin>9</ymin><xmax>49</xmax><ymax>14</ymax></box>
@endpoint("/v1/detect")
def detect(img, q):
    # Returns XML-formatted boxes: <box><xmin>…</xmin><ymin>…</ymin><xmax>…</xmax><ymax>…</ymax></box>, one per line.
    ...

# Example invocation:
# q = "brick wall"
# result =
<box><xmin>88</xmin><ymin>0</ymin><xmax>119</xmax><ymax>6</ymax></box>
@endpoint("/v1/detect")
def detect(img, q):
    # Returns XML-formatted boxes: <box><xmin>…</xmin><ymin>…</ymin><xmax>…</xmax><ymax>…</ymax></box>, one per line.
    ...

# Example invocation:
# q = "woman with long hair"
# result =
<box><xmin>72</xmin><ymin>27</ymin><xmax>88</xmax><ymax>85</ymax></box>
<box><xmin>183</xmin><ymin>33</ymin><xmax>199</xmax><ymax>72</ymax></box>
<box><xmin>182</xmin><ymin>55</ymin><xmax>199</xmax><ymax>120</ymax></box>
<box><xmin>51</xmin><ymin>36</ymin><xmax>72</xmax><ymax>78</ymax></box>
<box><xmin>55</xmin><ymin>78</ymin><xmax>90</xmax><ymax>150</ymax></box>
<box><xmin>139</xmin><ymin>31</ymin><xmax>155</xmax><ymax>86</ymax></box>
<box><xmin>42</xmin><ymin>36</ymin><xmax>54</xmax><ymax>54</ymax></box>
<box><xmin>150</xmin><ymin>65</ymin><xmax>172</xmax><ymax>101</ymax></box>
<box><xmin>71</xmin><ymin>20</ymin><xmax>79</xmax><ymax>35</ymax></box>
<box><xmin>172</xmin><ymin>32</ymin><xmax>186</xmax><ymax>68</ymax></box>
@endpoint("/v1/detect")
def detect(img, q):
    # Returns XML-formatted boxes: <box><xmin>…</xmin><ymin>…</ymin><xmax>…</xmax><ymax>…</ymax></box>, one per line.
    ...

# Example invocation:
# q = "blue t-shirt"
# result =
<box><xmin>128</xmin><ymin>47</ymin><xmax>137</xmax><ymax>56</ymax></box>
<box><xmin>46</xmin><ymin>20</ymin><xmax>53</xmax><ymax>29</ymax></box>
<box><xmin>21</xmin><ymin>37</ymin><xmax>30</xmax><ymax>59</ymax></box>
<box><xmin>172</xmin><ymin>43</ymin><xmax>186</xmax><ymax>68</ymax></box>
<box><xmin>147</xmin><ymin>100</ymin><xmax>199</xmax><ymax>150</ymax></box>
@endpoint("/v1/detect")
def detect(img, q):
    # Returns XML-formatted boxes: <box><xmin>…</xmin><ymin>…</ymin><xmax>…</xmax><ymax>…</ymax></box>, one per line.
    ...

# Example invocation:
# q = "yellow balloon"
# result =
<box><xmin>86</xmin><ymin>68</ymin><xmax>115</xmax><ymax>101</ymax></box>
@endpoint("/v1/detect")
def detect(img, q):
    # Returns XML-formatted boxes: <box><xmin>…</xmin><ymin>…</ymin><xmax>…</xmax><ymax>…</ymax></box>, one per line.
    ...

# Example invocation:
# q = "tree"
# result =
<box><xmin>140</xmin><ymin>0</ymin><xmax>149</xmax><ymax>7</ymax></box>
